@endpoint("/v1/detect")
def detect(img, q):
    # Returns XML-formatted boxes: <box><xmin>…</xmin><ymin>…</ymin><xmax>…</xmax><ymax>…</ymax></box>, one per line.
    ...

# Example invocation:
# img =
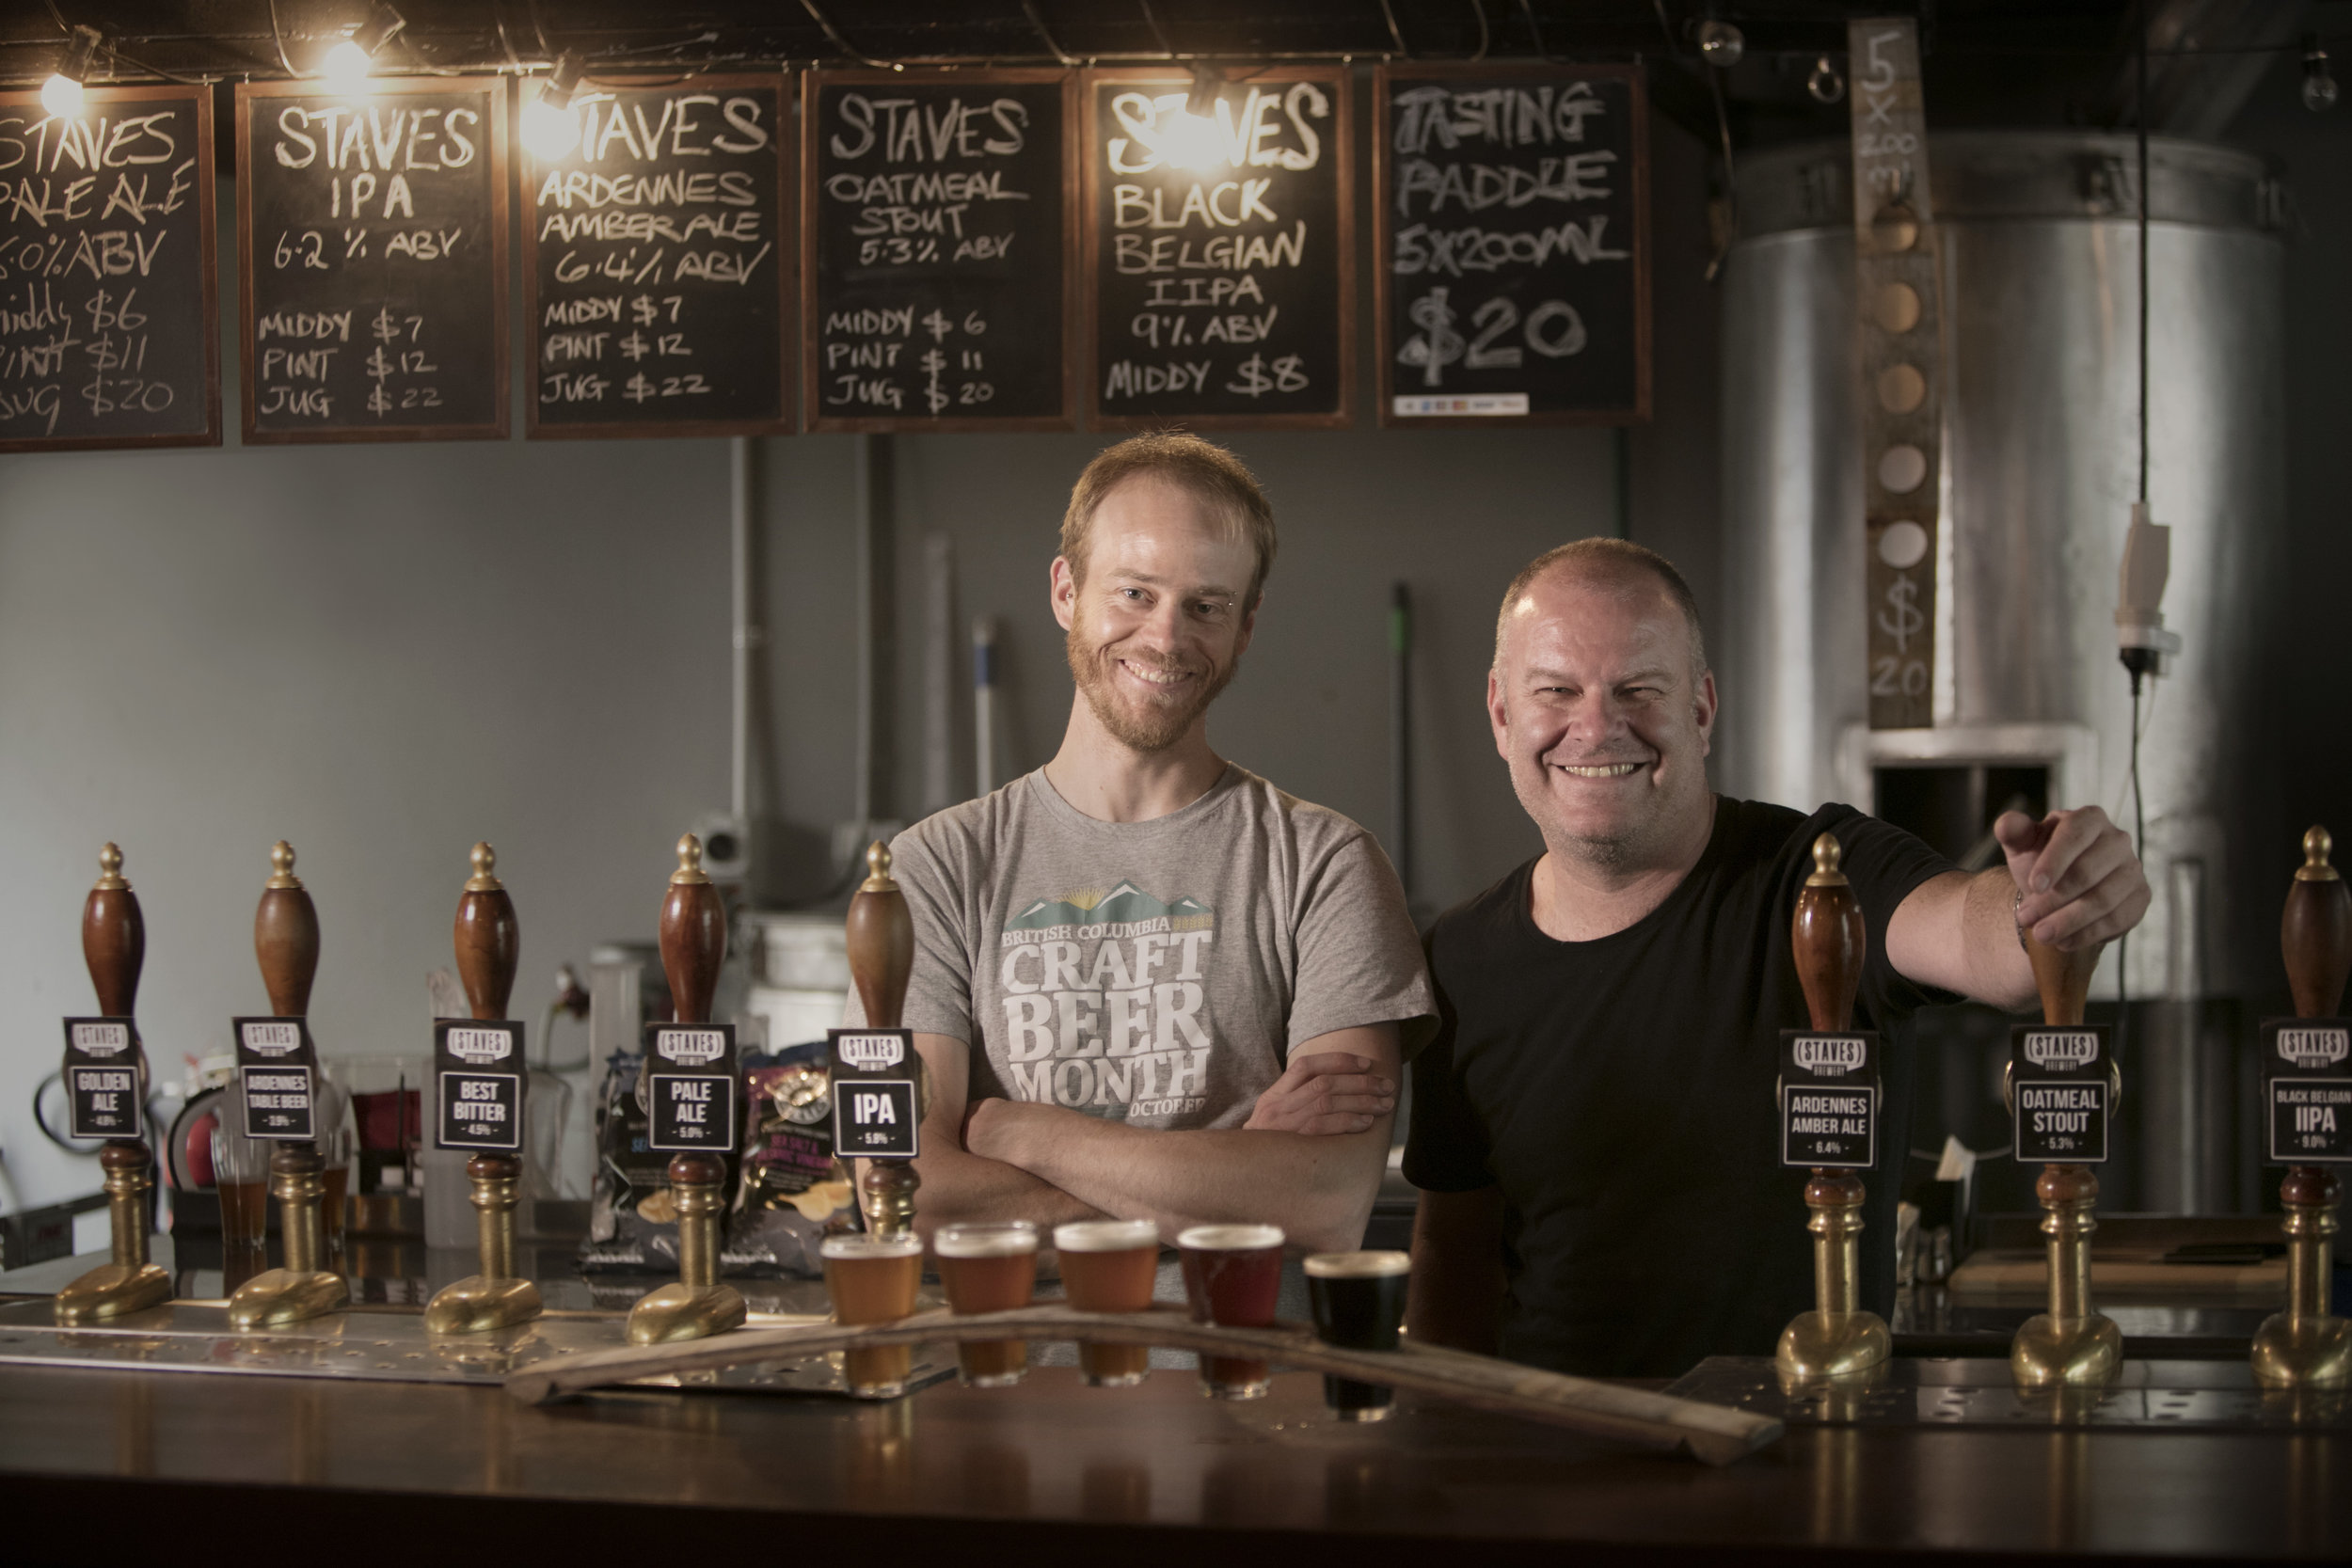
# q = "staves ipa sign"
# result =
<box><xmin>1375</xmin><ymin>65</ymin><xmax>1647</xmax><ymax>426</ymax></box>
<box><xmin>1085</xmin><ymin>67</ymin><xmax>1352</xmax><ymax>429</ymax></box>
<box><xmin>0</xmin><ymin>86</ymin><xmax>218</xmax><ymax>451</ymax></box>
<box><xmin>645</xmin><ymin>1022</ymin><xmax>738</xmax><ymax>1154</ymax></box>
<box><xmin>433</xmin><ymin>1018</ymin><xmax>526</xmax><ymax>1152</ymax></box>
<box><xmin>829</xmin><ymin>1026</ymin><xmax>920</xmax><ymax>1159</ymax></box>
<box><xmin>804</xmin><ymin>70</ymin><xmax>1076</xmax><ymax>431</ymax></box>
<box><xmin>526</xmin><ymin>74</ymin><xmax>792</xmax><ymax>437</ymax></box>
<box><xmin>236</xmin><ymin>78</ymin><xmax>509</xmax><ymax>442</ymax></box>
<box><xmin>2263</xmin><ymin>1019</ymin><xmax>2352</xmax><ymax>1164</ymax></box>
<box><xmin>1780</xmin><ymin>1030</ymin><xmax>1879</xmax><ymax>1168</ymax></box>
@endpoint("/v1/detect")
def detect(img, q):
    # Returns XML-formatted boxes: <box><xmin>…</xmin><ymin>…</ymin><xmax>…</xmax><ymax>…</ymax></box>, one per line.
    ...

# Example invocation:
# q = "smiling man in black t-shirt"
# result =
<box><xmin>1403</xmin><ymin>539</ymin><xmax>2152</xmax><ymax>1379</ymax></box>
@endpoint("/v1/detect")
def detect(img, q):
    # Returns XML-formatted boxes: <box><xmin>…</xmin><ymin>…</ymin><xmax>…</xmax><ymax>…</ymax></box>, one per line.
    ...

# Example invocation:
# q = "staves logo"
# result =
<box><xmin>2277</xmin><ymin>1027</ymin><xmax>2350</xmax><ymax>1069</ymax></box>
<box><xmin>835</xmin><ymin>1032</ymin><xmax>906</xmax><ymax>1070</ymax></box>
<box><xmin>241</xmin><ymin>1022</ymin><xmax>302</xmax><ymax>1058</ymax></box>
<box><xmin>2024</xmin><ymin>1030</ymin><xmax>2100</xmax><ymax>1069</ymax></box>
<box><xmin>71</xmin><ymin>1022</ymin><xmax>131</xmax><ymax>1058</ymax></box>
<box><xmin>655</xmin><ymin>1029</ymin><xmax>728</xmax><ymax>1066</ymax></box>
<box><xmin>445</xmin><ymin>1027</ymin><xmax>514</xmax><ymax>1065</ymax></box>
<box><xmin>1792</xmin><ymin>1036</ymin><xmax>1867</xmax><ymax>1074</ymax></box>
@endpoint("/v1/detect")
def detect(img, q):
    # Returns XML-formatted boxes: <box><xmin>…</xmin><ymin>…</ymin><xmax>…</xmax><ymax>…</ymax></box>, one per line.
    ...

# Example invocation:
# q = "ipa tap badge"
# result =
<box><xmin>828</xmin><ymin>1027</ymin><xmax>920</xmax><ymax>1160</ymax></box>
<box><xmin>645</xmin><ymin>1022</ymin><xmax>738</xmax><ymax>1154</ymax></box>
<box><xmin>2262</xmin><ymin>1017</ymin><xmax>2352</xmax><ymax>1164</ymax></box>
<box><xmin>2010</xmin><ymin>1023</ymin><xmax>2112</xmax><ymax>1164</ymax></box>
<box><xmin>1779</xmin><ymin>1030</ymin><xmax>1880</xmax><ymax>1168</ymax></box>
<box><xmin>232</xmin><ymin>1016</ymin><xmax>320</xmax><ymax>1140</ymax></box>
<box><xmin>432</xmin><ymin>1018</ymin><xmax>526</xmax><ymax>1153</ymax></box>
<box><xmin>60</xmin><ymin>1019</ymin><xmax>144</xmax><ymax>1140</ymax></box>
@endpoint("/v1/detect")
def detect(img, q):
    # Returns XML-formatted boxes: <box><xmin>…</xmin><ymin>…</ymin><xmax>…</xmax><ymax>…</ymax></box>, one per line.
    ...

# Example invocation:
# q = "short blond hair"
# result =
<box><xmin>1494</xmin><ymin>538</ymin><xmax>1708</xmax><ymax>675</ymax></box>
<box><xmin>1060</xmin><ymin>433</ymin><xmax>1278</xmax><ymax>607</ymax></box>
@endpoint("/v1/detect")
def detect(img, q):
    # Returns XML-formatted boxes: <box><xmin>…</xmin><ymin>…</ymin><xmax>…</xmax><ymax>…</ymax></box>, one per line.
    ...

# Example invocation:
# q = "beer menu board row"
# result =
<box><xmin>0</xmin><ymin>64</ymin><xmax>1648</xmax><ymax>451</ymax></box>
<box><xmin>0</xmin><ymin>85</ymin><xmax>217</xmax><ymax>451</ymax></box>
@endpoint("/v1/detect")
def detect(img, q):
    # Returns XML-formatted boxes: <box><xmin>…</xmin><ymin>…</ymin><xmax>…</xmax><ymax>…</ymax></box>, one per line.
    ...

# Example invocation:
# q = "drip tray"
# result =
<box><xmin>0</xmin><ymin>1297</ymin><xmax>954</xmax><ymax>1397</ymax></box>
<box><xmin>1665</xmin><ymin>1355</ymin><xmax>2352</xmax><ymax>1430</ymax></box>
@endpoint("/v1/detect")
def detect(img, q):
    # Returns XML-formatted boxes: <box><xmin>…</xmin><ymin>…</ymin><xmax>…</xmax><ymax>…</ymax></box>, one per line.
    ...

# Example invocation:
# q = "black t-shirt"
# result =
<box><xmin>1404</xmin><ymin>797</ymin><xmax>1957</xmax><ymax>1379</ymax></box>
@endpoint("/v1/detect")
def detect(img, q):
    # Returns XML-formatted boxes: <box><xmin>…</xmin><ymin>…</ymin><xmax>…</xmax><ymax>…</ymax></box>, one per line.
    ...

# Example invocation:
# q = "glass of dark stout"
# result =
<box><xmin>821</xmin><ymin>1232</ymin><xmax>927</xmax><ymax>1398</ymax></box>
<box><xmin>934</xmin><ymin>1220</ymin><xmax>1039</xmax><ymax>1387</ymax></box>
<box><xmin>1178</xmin><ymin>1224</ymin><xmax>1285</xmax><ymax>1400</ymax></box>
<box><xmin>1054</xmin><ymin>1219</ymin><xmax>1161</xmax><ymax>1386</ymax></box>
<box><xmin>1305</xmin><ymin>1250</ymin><xmax>1410</xmax><ymax>1421</ymax></box>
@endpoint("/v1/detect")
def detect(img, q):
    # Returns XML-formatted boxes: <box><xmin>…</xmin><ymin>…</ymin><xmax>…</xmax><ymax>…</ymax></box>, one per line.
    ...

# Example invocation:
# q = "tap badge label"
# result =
<box><xmin>1791</xmin><ymin>1035</ymin><xmax>1868</xmax><ymax>1074</ymax></box>
<box><xmin>653</xmin><ymin>1028</ymin><xmax>729</xmax><ymax>1067</ymax></box>
<box><xmin>1779</xmin><ymin>1031</ymin><xmax>1878</xmax><ymax>1168</ymax></box>
<box><xmin>834</xmin><ymin>1031</ymin><xmax>906</xmax><ymax>1070</ymax></box>
<box><xmin>830</xmin><ymin>1027</ymin><xmax>921</xmax><ymax>1160</ymax></box>
<box><xmin>2275</xmin><ymin>1026</ymin><xmax>2350</xmax><ymax>1069</ymax></box>
<box><xmin>2262</xmin><ymin>1018</ymin><xmax>2352</xmax><ymax>1164</ymax></box>
<box><xmin>2022</xmin><ymin>1030</ymin><xmax>2101</xmax><ymax>1069</ymax></box>
<box><xmin>232</xmin><ymin>1016</ymin><xmax>319</xmax><ymax>1141</ymax></box>
<box><xmin>61</xmin><ymin>1018</ymin><xmax>142</xmax><ymax>1139</ymax></box>
<box><xmin>645</xmin><ymin>1022</ymin><xmax>738</xmax><ymax>1153</ymax></box>
<box><xmin>2010</xmin><ymin>1024</ymin><xmax>2111</xmax><ymax>1164</ymax></box>
<box><xmin>433</xmin><ymin>1019</ymin><xmax>527</xmax><ymax>1152</ymax></box>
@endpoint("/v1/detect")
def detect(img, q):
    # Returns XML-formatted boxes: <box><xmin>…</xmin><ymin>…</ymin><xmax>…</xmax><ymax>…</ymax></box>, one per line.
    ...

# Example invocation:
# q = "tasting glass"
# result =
<box><xmin>934</xmin><ymin>1220</ymin><xmax>1039</xmax><ymax>1387</ymax></box>
<box><xmin>821</xmin><ymin>1232</ymin><xmax>927</xmax><ymax>1398</ymax></box>
<box><xmin>1304</xmin><ymin>1249</ymin><xmax>1411</xmax><ymax>1421</ymax></box>
<box><xmin>1054</xmin><ymin>1219</ymin><xmax>1160</xmax><ymax>1387</ymax></box>
<box><xmin>1177</xmin><ymin>1223</ymin><xmax>1285</xmax><ymax>1400</ymax></box>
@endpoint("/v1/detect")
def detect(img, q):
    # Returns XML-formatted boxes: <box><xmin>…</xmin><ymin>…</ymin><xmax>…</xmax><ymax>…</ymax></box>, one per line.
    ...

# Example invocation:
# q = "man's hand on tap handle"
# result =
<box><xmin>1996</xmin><ymin>807</ymin><xmax>2152</xmax><ymax>952</ymax></box>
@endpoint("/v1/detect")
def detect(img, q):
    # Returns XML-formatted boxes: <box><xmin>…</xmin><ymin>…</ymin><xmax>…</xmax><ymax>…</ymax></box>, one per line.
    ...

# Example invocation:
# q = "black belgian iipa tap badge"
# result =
<box><xmin>2264</xmin><ymin>1018</ymin><xmax>2352</xmax><ymax>1164</ymax></box>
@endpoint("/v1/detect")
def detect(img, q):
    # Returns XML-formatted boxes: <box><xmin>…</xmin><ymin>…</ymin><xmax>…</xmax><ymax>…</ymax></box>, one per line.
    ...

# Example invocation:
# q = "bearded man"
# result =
<box><xmin>850</xmin><ymin>434</ymin><xmax>1435</xmax><ymax>1251</ymax></box>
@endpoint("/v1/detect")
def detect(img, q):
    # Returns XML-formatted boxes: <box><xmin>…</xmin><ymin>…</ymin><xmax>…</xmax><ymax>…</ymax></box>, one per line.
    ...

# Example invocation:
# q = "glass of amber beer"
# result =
<box><xmin>1177</xmin><ymin>1224</ymin><xmax>1285</xmax><ymax>1400</ymax></box>
<box><xmin>1055</xmin><ymin>1219</ymin><xmax>1160</xmax><ymax>1386</ymax></box>
<box><xmin>934</xmin><ymin>1221</ymin><xmax>1039</xmax><ymax>1387</ymax></box>
<box><xmin>821</xmin><ymin>1231</ymin><xmax>927</xmax><ymax>1398</ymax></box>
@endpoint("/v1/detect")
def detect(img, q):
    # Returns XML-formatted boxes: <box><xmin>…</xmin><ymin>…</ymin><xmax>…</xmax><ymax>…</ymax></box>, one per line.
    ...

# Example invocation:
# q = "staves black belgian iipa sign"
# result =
<box><xmin>236</xmin><ymin>78</ymin><xmax>509</xmax><ymax>442</ymax></box>
<box><xmin>1085</xmin><ymin>66</ymin><xmax>1352</xmax><ymax>429</ymax></box>
<box><xmin>526</xmin><ymin>74</ymin><xmax>793</xmax><ymax>437</ymax></box>
<box><xmin>0</xmin><ymin>86</ymin><xmax>218</xmax><ymax>451</ymax></box>
<box><xmin>1375</xmin><ymin>65</ymin><xmax>1647</xmax><ymax>426</ymax></box>
<box><xmin>804</xmin><ymin>70</ymin><xmax>1075</xmax><ymax>432</ymax></box>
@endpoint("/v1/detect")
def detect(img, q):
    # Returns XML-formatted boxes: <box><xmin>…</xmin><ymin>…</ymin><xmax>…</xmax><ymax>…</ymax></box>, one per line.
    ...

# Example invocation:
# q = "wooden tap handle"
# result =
<box><xmin>659</xmin><ymin>834</ymin><xmax>726</xmax><ymax>1025</ymax></box>
<box><xmin>847</xmin><ymin>841</ymin><xmax>914</xmax><ymax>1031</ymax></box>
<box><xmin>82</xmin><ymin>843</ymin><xmax>144</xmax><ymax>1018</ymax></box>
<box><xmin>2023</xmin><ymin>926</ymin><xmax>2102</xmax><ymax>1027</ymax></box>
<box><xmin>454</xmin><ymin>842</ymin><xmax>519</xmax><ymax>1022</ymax></box>
<box><xmin>2282</xmin><ymin>825</ymin><xmax>2352</xmax><ymax>1020</ymax></box>
<box><xmin>254</xmin><ymin>840</ymin><xmax>320</xmax><ymax>1018</ymax></box>
<box><xmin>1790</xmin><ymin>833</ymin><xmax>1864</xmax><ymax>1032</ymax></box>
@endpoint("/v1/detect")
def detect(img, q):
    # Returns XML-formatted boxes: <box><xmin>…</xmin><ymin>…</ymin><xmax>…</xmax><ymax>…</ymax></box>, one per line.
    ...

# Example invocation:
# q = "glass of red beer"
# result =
<box><xmin>821</xmin><ymin>1231</ymin><xmax>926</xmax><ymax>1398</ymax></box>
<box><xmin>1177</xmin><ymin>1223</ymin><xmax>1285</xmax><ymax>1400</ymax></box>
<box><xmin>1055</xmin><ymin>1219</ymin><xmax>1160</xmax><ymax>1386</ymax></box>
<box><xmin>934</xmin><ymin>1220</ymin><xmax>1039</xmax><ymax>1387</ymax></box>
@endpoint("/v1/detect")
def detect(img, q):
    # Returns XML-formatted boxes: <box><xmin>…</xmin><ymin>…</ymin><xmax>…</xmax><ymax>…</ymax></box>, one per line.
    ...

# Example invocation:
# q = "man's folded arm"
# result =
<box><xmin>962</xmin><ymin>1022</ymin><xmax>1402</xmax><ymax>1254</ymax></box>
<box><xmin>873</xmin><ymin>1031</ymin><xmax>1106</xmax><ymax>1240</ymax></box>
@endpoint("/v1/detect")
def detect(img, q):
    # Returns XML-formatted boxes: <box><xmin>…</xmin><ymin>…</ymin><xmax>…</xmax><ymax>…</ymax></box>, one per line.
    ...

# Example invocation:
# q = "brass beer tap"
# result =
<box><xmin>227</xmin><ymin>842</ymin><xmax>350</xmax><ymax>1329</ymax></box>
<box><xmin>426</xmin><ymin>844</ymin><xmax>545</xmax><ymax>1335</ymax></box>
<box><xmin>626</xmin><ymin>834</ymin><xmax>749</xmax><ymax>1345</ymax></box>
<box><xmin>2250</xmin><ymin>826</ymin><xmax>2352</xmax><ymax>1387</ymax></box>
<box><xmin>848</xmin><ymin>842</ymin><xmax>924</xmax><ymax>1239</ymax></box>
<box><xmin>54</xmin><ymin>844</ymin><xmax>173</xmax><ymax>1323</ymax></box>
<box><xmin>1774</xmin><ymin>833</ymin><xmax>1891</xmax><ymax>1380</ymax></box>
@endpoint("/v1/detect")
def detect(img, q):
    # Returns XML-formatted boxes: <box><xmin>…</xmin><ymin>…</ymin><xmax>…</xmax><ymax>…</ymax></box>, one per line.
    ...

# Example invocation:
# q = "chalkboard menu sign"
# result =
<box><xmin>526</xmin><ymin>74</ymin><xmax>793</xmax><ymax>438</ymax></box>
<box><xmin>1085</xmin><ymin>66</ymin><xmax>1353</xmax><ymax>430</ymax></box>
<box><xmin>1375</xmin><ymin>64</ymin><xmax>1648</xmax><ymax>426</ymax></box>
<box><xmin>0</xmin><ymin>86</ymin><xmax>218</xmax><ymax>451</ymax></box>
<box><xmin>804</xmin><ymin>69</ymin><xmax>1076</xmax><ymax>432</ymax></box>
<box><xmin>236</xmin><ymin>78</ymin><xmax>509</xmax><ymax>443</ymax></box>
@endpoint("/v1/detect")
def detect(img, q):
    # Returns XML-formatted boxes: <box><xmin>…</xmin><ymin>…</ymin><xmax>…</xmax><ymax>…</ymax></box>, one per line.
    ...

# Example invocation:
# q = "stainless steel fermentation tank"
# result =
<box><xmin>1719</xmin><ymin>133</ymin><xmax>2286</xmax><ymax>1212</ymax></box>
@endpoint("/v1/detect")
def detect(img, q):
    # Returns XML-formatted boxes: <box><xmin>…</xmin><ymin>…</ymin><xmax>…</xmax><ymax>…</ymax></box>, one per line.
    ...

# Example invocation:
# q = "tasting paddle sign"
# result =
<box><xmin>0</xmin><ymin>85</ymin><xmax>219</xmax><ymax>451</ymax></box>
<box><xmin>1374</xmin><ymin>64</ymin><xmax>1648</xmax><ymax>426</ymax></box>
<box><xmin>1084</xmin><ymin>65</ymin><xmax>1353</xmax><ymax>430</ymax></box>
<box><xmin>525</xmin><ymin>73</ymin><xmax>794</xmax><ymax>437</ymax></box>
<box><xmin>803</xmin><ymin>69</ymin><xmax>1077</xmax><ymax>432</ymax></box>
<box><xmin>236</xmin><ymin>77</ymin><xmax>510</xmax><ymax>443</ymax></box>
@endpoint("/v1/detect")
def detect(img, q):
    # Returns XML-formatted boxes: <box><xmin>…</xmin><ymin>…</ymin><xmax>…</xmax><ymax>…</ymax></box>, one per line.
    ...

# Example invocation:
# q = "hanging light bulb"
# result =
<box><xmin>1696</xmin><ymin>19</ymin><xmax>1745</xmax><ymax>70</ymax></box>
<box><xmin>323</xmin><ymin>2</ymin><xmax>406</xmax><ymax>88</ymax></box>
<box><xmin>1807</xmin><ymin>55</ymin><xmax>1847</xmax><ymax>104</ymax></box>
<box><xmin>2303</xmin><ymin>36</ymin><xmax>2339</xmax><ymax>112</ymax></box>
<box><xmin>40</xmin><ymin>25</ymin><xmax>101</xmax><ymax>119</ymax></box>
<box><xmin>521</xmin><ymin>53</ymin><xmax>584</xmax><ymax>161</ymax></box>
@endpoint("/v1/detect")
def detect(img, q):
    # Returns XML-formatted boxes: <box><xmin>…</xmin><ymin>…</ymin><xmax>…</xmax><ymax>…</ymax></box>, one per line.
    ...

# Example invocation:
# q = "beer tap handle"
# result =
<box><xmin>848</xmin><ymin>842</ymin><xmax>914</xmax><ymax>1030</ymax></box>
<box><xmin>2282</xmin><ymin>826</ymin><xmax>2352</xmax><ymax>1021</ymax></box>
<box><xmin>660</xmin><ymin>835</ymin><xmax>725</xmax><ymax>1026</ymax></box>
<box><xmin>2023</xmin><ymin>927</ymin><xmax>2102</xmax><ymax>1028</ymax></box>
<box><xmin>1791</xmin><ymin>833</ymin><xmax>1864</xmax><ymax>1033</ymax></box>
<box><xmin>82</xmin><ymin>843</ymin><xmax>143</xmax><ymax>1019</ymax></box>
<box><xmin>255</xmin><ymin>841</ymin><xmax>320</xmax><ymax>1018</ymax></box>
<box><xmin>454</xmin><ymin>843</ymin><xmax>519</xmax><ymax>1022</ymax></box>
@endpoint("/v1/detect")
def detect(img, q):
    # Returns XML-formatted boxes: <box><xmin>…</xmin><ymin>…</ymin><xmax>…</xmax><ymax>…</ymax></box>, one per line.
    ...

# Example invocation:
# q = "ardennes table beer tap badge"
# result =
<box><xmin>60</xmin><ymin>1019</ymin><xmax>143</xmax><ymax>1139</ymax></box>
<box><xmin>2012</xmin><ymin>1022</ymin><xmax>2112</xmax><ymax>1164</ymax></box>
<box><xmin>1780</xmin><ymin>1030</ymin><xmax>1880</xmax><ymax>1167</ymax></box>
<box><xmin>829</xmin><ymin>1027</ymin><xmax>920</xmax><ymax>1160</ymax></box>
<box><xmin>233</xmin><ymin>1016</ymin><xmax>319</xmax><ymax>1139</ymax></box>
<box><xmin>646</xmin><ymin>1022</ymin><xmax>738</xmax><ymax>1154</ymax></box>
<box><xmin>433</xmin><ymin>1018</ymin><xmax>526</xmax><ymax>1152</ymax></box>
<box><xmin>2263</xmin><ymin>1018</ymin><xmax>2352</xmax><ymax>1164</ymax></box>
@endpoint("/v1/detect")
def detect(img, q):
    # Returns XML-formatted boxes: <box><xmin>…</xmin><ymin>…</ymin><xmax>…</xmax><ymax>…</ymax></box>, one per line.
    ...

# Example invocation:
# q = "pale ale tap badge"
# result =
<box><xmin>645</xmin><ymin>1022</ymin><xmax>739</xmax><ymax>1153</ymax></box>
<box><xmin>233</xmin><ymin>1016</ymin><xmax>319</xmax><ymax>1140</ymax></box>
<box><xmin>2011</xmin><ymin>1023</ymin><xmax>2111</xmax><ymax>1164</ymax></box>
<box><xmin>60</xmin><ymin>1019</ymin><xmax>143</xmax><ymax>1140</ymax></box>
<box><xmin>434</xmin><ymin>1018</ymin><xmax>527</xmax><ymax>1153</ymax></box>
<box><xmin>829</xmin><ymin>1027</ymin><xmax>921</xmax><ymax>1161</ymax></box>
<box><xmin>2264</xmin><ymin>1019</ymin><xmax>2352</xmax><ymax>1164</ymax></box>
<box><xmin>1780</xmin><ymin>1030</ymin><xmax>1879</xmax><ymax>1168</ymax></box>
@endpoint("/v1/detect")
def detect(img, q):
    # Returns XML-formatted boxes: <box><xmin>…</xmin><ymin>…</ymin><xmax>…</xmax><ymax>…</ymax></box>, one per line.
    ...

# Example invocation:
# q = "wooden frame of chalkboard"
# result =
<box><xmin>1373</xmin><ymin>63</ymin><xmax>1650</xmax><ymax>428</ymax></box>
<box><xmin>1082</xmin><ymin>65</ymin><xmax>1355</xmax><ymax>432</ymax></box>
<box><xmin>235</xmin><ymin>76</ymin><xmax>511</xmax><ymax>444</ymax></box>
<box><xmin>0</xmin><ymin>84</ymin><xmax>220</xmax><ymax>452</ymax></box>
<box><xmin>801</xmin><ymin>69</ymin><xmax>1079</xmax><ymax>434</ymax></box>
<box><xmin>524</xmin><ymin>72</ymin><xmax>796</xmax><ymax>440</ymax></box>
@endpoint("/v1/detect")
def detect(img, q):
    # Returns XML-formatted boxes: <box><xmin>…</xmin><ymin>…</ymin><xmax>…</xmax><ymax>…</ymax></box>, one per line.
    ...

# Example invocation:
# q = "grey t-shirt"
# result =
<box><xmin>857</xmin><ymin>764</ymin><xmax>1437</xmax><ymax>1130</ymax></box>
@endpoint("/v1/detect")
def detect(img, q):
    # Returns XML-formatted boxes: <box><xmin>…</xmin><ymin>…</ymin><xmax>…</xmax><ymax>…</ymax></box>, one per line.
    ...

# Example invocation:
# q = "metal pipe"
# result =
<box><xmin>974</xmin><ymin>616</ymin><xmax>999</xmax><ymax>798</ymax></box>
<box><xmin>729</xmin><ymin>436</ymin><xmax>755</xmax><ymax>825</ymax></box>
